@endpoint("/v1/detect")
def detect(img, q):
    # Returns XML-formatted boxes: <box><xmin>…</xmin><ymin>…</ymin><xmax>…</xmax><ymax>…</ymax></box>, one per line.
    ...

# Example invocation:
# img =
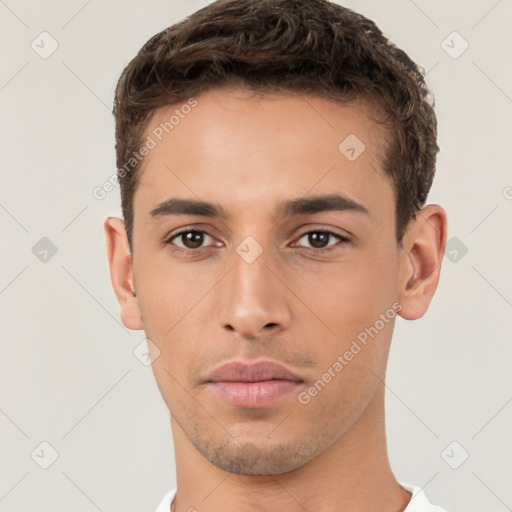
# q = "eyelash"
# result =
<box><xmin>165</xmin><ymin>229</ymin><xmax>350</xmax><ymax>254</ymax></box>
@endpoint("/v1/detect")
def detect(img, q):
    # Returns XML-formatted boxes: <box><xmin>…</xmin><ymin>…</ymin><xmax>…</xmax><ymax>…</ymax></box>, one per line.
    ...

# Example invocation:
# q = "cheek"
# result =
<box><xmin>290</xmin><ymin>248</ymin><xmax>398</xmax><ymax>388</ymax></box>
<box><xmin>134</xmin><ymin>272</ymin><xmax>205</xmax><ymax>398</ymax></box>
<box><xmin>296</xmin><ymin>351</ymin><xmax>381</xmax><ymax>436</ymax></box>
<box><xmin>342</xmin><ymin>243</ymin><xmax>399</xmax><ymax>318</ymax></box>
<box><xmin>293</xmin><ymin>255</ymin><xmax>398</xmax><ymax>339</ymax></box>
<box><xmin>134</xmin><ymin>253</ymin><xmax>208</xmax><ymax>332</ymax></box>
<box><xmin>296</xmin><ymin>312</ymin><xmax>394</xmax><ymax>426</ymax></box>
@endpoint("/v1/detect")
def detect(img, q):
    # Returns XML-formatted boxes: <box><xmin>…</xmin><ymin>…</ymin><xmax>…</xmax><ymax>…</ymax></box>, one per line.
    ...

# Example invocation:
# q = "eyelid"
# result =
<box><xmin>165</xmin><ymin>226</ymin><xmax>351</xmax><ymax>253</ymax></box>
<box><xmin>294</xmin><ymin>226</ymin><xmax>351</xmax><ymax>240</ymax></box>
<box><xmin>165</xmin><ymin>227</ymin><xmax>219</xmax><ymax>248</ymax></box>
<box><xmin>292</xmin><ymin>229</ymin><xmax>351</xmax><ymax>251</ymax></box>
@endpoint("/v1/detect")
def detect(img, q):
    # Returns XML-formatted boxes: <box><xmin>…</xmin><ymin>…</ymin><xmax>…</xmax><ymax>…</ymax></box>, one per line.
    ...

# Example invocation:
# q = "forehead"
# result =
<box><xmin>134</xmin><ymin>88</ymin><xmax>394</xmax><ymax>223</ymax></box>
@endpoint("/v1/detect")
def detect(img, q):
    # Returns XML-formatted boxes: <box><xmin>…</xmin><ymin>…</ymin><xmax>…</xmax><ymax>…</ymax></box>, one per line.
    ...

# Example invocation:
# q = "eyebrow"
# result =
<box><xmin>149</xmin><ymin>194</ymin><xmax>370</xmax><ymax>220</ymax></box>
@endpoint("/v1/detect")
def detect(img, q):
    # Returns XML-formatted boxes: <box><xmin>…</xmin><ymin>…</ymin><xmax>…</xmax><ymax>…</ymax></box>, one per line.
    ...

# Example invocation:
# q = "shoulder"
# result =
<box><xmin>153</xmin><ymin>488</ymin><xmax>177</xmax><ymax>512</ymax></box>
<box><xmin>400</xmin><ymin>481</ymin><xmax>449</xmax><ymax>512</ymax></box>
<box><xmin>154</xmin><ymin>485</ymin><xmax>449</xmax><ymax>512</ymax></box>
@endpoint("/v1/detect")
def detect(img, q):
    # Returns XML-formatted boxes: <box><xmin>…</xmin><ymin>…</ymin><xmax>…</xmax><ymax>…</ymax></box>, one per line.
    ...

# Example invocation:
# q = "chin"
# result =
<box><xmin>191</xmin><ymin>432</ymin><xmax>324</xmax><ymax>475</ymax></box>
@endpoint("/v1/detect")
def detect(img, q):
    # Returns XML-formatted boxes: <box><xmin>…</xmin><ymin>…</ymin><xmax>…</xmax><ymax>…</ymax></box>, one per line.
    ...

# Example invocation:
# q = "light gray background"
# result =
<box><xmin>1</xmin><ymin>1</ymin><xmax>511</xmax><ymax>511</ymax></box>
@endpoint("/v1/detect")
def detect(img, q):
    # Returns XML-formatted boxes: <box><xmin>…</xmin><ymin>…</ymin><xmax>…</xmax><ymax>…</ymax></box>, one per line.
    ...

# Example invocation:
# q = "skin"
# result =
<box><xmin>104</xmin><ymin>88</ymin><xmax>447</xmax><ymax>512</ymax></box>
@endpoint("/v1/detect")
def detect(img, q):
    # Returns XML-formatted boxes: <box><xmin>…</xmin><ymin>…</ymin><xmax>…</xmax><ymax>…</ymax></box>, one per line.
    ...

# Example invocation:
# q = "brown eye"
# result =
<box><xmin>295</xmin><ymin>230</ymin><xmax>349</xmax><ymax>251</ymax></box>
<box><xmin>167</xmin><ymin>230</ymin><xmax>214</xmax><ymax>250</ymax></box>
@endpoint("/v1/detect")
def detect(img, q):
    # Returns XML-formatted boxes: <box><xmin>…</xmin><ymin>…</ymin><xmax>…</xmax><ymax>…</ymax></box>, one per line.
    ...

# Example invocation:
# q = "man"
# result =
<box><xmin>104</xmin><ymin>0</ymin><xmax>448</xmax><ymax>510</ymax></box>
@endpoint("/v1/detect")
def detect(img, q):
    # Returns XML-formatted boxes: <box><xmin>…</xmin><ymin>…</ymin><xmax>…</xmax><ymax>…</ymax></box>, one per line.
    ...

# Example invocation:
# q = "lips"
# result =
<box><xmin>204</xmin><ymin>360</ymin><xmax>304</xmax><ymax>408</ymax></box>
<box><xmin>205</xmin><ymin>360</ymin><xmax>303</xmax><ymax>383</ymax></box>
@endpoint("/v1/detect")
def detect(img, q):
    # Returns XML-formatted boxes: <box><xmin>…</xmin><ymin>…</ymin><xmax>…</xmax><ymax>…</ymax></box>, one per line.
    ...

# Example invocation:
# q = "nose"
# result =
<box><xmin>218</xmin><ymin>248</ymin><xmax>292</xmax><ymax>340</ymax></box>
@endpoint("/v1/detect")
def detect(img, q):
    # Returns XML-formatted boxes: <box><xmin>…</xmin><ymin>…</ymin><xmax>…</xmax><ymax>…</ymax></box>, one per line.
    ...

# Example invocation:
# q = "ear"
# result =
<box><xmin>397</xmin><ymin>204</ymin><xmax>448</xmax><ymax>320</ymax></box>
<box><xmin>103</xmin><ymin>217</ymin><xmax>143</xmax><ymax>330</ymax></box>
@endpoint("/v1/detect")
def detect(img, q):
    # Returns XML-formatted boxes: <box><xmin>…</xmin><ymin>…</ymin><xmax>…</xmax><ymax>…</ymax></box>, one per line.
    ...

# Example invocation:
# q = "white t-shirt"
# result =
<box><xmin>154</xmin><ymin>482</ymin><xmax>447</xmax><ymax>512</ymax></box>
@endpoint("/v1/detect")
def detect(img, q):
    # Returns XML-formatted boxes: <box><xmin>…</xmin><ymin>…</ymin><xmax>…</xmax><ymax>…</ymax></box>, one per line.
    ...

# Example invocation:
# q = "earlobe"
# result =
<box><xmin>397</xmin><ymin>205</ymin><xmax>448</xmax><ymax>320</ymax></box>
<box><xmin>103</xmin><ymin>217</ymin><xmax>143</xmax><ymax>330</ymax></box>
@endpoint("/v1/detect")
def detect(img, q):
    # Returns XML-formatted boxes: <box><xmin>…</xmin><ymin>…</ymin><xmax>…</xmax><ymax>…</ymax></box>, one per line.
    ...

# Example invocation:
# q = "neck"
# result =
<box><xmin>170</xmin><ymin>381</ymin><xmax>411</xmax><ymax>512</ymax></box>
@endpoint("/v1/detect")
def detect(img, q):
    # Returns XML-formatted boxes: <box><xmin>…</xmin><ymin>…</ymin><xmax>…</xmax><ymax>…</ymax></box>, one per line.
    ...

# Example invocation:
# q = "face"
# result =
<box><xmin>126</xmin><ymin>88</ymin><xmax>405</xmax><ymax>474</ymax></box>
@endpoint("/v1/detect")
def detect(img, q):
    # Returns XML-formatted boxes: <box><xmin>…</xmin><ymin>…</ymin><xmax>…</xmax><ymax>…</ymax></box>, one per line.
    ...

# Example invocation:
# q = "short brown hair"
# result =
<box><xmin>113</xmin><ymin>0</ymin><xmax>438</xmax><ymax>254</ymax></box>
